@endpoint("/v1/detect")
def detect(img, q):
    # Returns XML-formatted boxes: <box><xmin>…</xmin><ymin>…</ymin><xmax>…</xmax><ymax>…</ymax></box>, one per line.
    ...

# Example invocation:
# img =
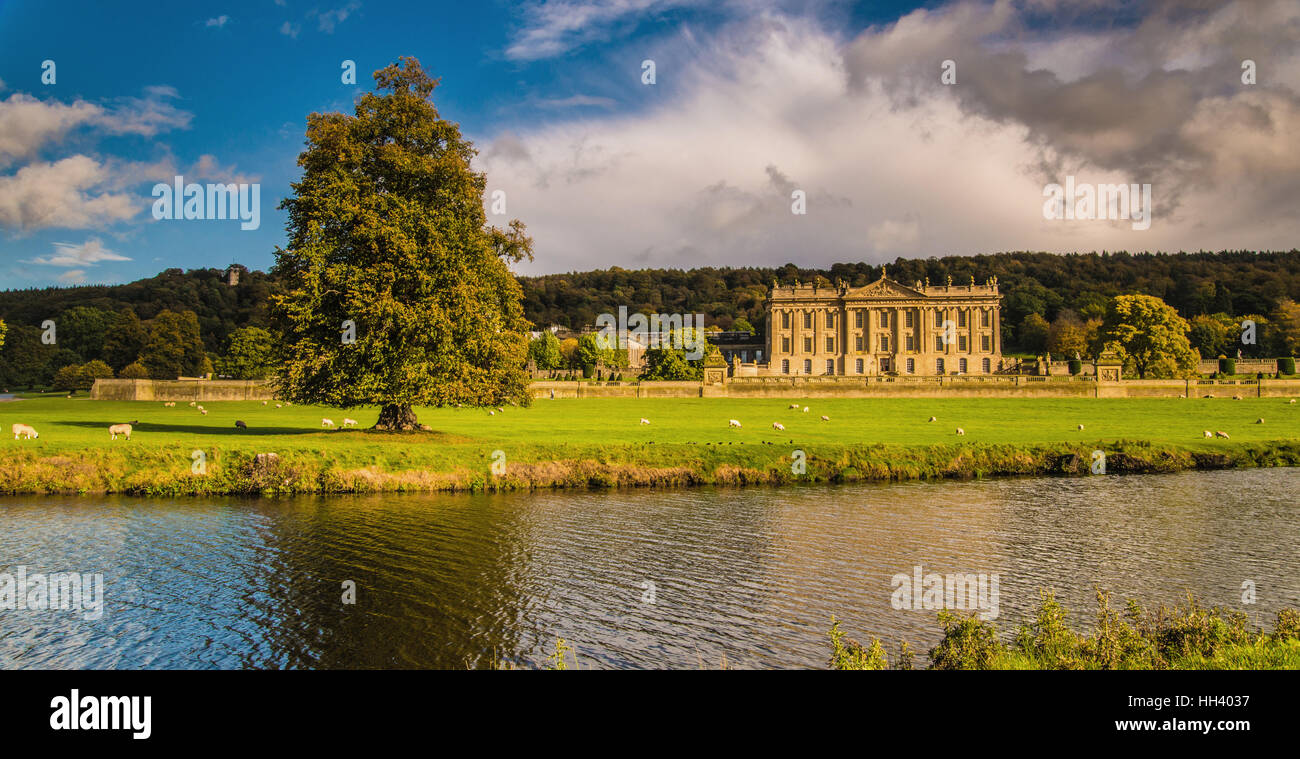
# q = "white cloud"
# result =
<box><xmin>58</xmin><ymin>269</ymin><xmax>88</xmax><ymax>283</ymax></box>
<box><xmin>280</xmin><ymin>21</ymin><xmax>301</xmax><ymax>38</ymax></box>
<box><xmin>538</xmin><ymin>94</ymin><xmax>619</xmax><ymax>109</ymax></box>
<box><xmin>506</xmin><ymin>0</ymin><xmax>697</xmax><ymax>60</ymax></box>
<box><xmin>28</xmin><ymin>238</ymin><xmax>131</xmax><ymax>268</ymax></box>
<box><xmin>317</xmin><ymin>2</ymin><xmax>361</xmax><ymax>33</ymax></box>
<box><xmin>0</xmin><ymin>94</ymin><xmax>104</xmax><ymax>167</ymax></box>
<box><xmin>0</xmin><ymin>156</ymin><xmax>140</xmax><ymax>232</ymax></box>
<box><xmin>205</xmin><ymin>15</ymin><xmax>230</xmax><ymax>28</ymax></box>
<box><xmin>479</xmin><ymin>6</ymin><xmax>1300</xmax><ymax>275</ymax></box>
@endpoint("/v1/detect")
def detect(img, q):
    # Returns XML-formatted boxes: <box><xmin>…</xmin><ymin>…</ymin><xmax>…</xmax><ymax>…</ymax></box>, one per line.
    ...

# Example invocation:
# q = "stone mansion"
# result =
<box><xmin>766</xmin><ymin>273</ymin><xmax>1003</xmax><ymax>376</ymax></box>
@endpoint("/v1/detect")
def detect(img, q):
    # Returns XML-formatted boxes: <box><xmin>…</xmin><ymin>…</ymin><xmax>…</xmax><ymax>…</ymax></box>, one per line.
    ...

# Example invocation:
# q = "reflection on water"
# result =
<box><xmin>1</xmin><ymin>469</ymin><xmax>1297</xmax><ymax>669</ymax></box>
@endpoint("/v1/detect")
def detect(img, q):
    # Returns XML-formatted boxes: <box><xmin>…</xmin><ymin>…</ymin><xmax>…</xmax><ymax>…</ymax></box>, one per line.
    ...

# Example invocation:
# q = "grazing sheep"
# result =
<box><xmin>11</xmin><ymin>423</ymin><xmax>38</xmax><ymax>440</ymax></box>
<box><xmin>820</xmin><ymin>415</ymin><xmax>830</xmax><ymax>421</ymax></box>
<box><xmin>109</xmin><ymin>423</ymin><xmax>132</xmax><ymax>441</ymax></box>
<box><xmin>639</xmin><ymin>418</ymin><xmax>650</xmax><ymax>425</ymax></box>
<box><xmin>342</xmin><ymin>418</ymin><xmax>357</xmax><ymax>427</ymax></box>
<box><xmin>199</xmin><ymin>409</ymin><xmax>208</xmax><ymax>415</ymax></box>
<box><xmin>235</xmin><ymin>420</ymin><xmax>247</xmax><ymax>430</ymax></box>
<box><xmin>1077</xmin><ymin>424</ymin><xmax>1085</xmax><ymax>430</ymax></box>
<box><xmin>928</xmin><ymin>416</ymin><xmax>937</xmax><ymax>422</ymax></box>
<box><xmin>1203</xmin><ymin>394</ymin><xmax>1215</xmax><ymax>398</ymax></box>
<box><xmin>1291</xmin><ymin>399</ymin><xmax>1297</xmax><ymax>404</ymax></box>
<box><xmin>1215</xmin><ymin>431</ymin><xmax>1230</xmax><ymax>439</ymax></box>
<box><xmin>1203</xmin><ymin>430</ymin><xmax>1213</xmax><ymax>438</ymax></box>
<box><xmin>496</xmin><ymin>407</ymin><xmax>504</xmax><ymax>413</ymax></box>
<box><xmin>488</xmin><ymin>410</ymin><xmax>495</xmax><ymax>416</ymax></box>
<box><xmin>729</xmin><ymin>419</ymin><xmax>742</xmax><ymax>428</ymax></box>
<box><xmin>1255</xmin><ymin>418</ymin><xmax>1264</xmax><ymax>424</ymax></box>
<box><xmin>275</xmin><ymin>403</ymin><xmax>283</xmax><ymax>408</ymax></box>
<box><xmin>955</xmin><ymin>427</ymin><xmax>965</xmax><ymax>436</ymax></box>
<box><xmin>788</xmin><ymin>403</ymin><xmax>800</xmax><ymax>409</ymax></box>
<box><xmin>801</xmin><ymin>406</ymin><xmax>809</xmax><ymax>413</ymax></box>
<box><xmin>196</xmin><ymin>405</ymin><xmax>204</xmax><ymax>412</ymax></box>
<box><xmin>772</xmin><ymin>422</ymin><xmax>785</xmax><ymax>431</ymax></box>
<box><xmin>189</xmin><ymin>401</ymin><xmax>196</xmax><ymax>407</ymax></box>
<box><xmin>322</xmin><ymin>418</ymin><xmax>335</xmax><ymax>428</ymax></box>
<box><xmin>261</xmin><ymin>401</ymin><xmax>268</xmax><ymax>406</ymax></box>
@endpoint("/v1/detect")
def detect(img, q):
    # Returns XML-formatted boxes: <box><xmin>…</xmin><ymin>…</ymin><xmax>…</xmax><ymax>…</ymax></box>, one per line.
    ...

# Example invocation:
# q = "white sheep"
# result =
<box><xmin>109</xmin><ymin>423</ymin><xmax>132</xmax><ymax>441</ymax></box>
<box><xmin>772</xmin><ymin>422</ymin><xmax>785</xmax><ymax>431</ymax></box>
<box><xmin>1232</xmin><ymin>395</ymin><xmax>1243</xmax><ymax>400</ymax></box>
<box><xmin>488</xmin><ymin>410</ymin><xmax>495</xmax><ymax>416</ymax></box>
<box><xmin>496</xmin><ymin>407</ymin><xmax>504</xmax><ymax>413</ymax></box>
<box><xmin>729</xmin><ymin>419</ymin><xmax>742</xmax><ymax>428</ymax></box>
<box><xmin>928</xmin><ymin>416</ymin><xmax>937</xmax><ymax>422</ymax></box>
<box><xmin>1255</xmin><ymin>418</ymin><xmax>1264</xmax><ymax>424</ymax></box>
<box><xmin>199</xmin><ymin>409</ymin><xmax>208</xmax><ymax>415</ymax></box>
<box><xmin>196</xmin><ymin>405</ymin><xmax>204</xmax><ymax>412</ymax></box>
<box><xmin>1215</xmin><ymin>430</ymin><xmax>1230</xmax><ymax>439</ymax></box>
<box><xmin>1290</xmin><ymin>399</ymin><xmax>1297</xmax><ymax>404</ymax></box>
<box><xmin>322</xmin><ymin>418</ymin><xmax>335</xmax><ymax>428</ymax></box>
<box><xmin>1077</xmin><ymin>424</ymin><xmax>1085</xmax><ymax>430</ymax></box>
<box><xmin>189</xmin><ymin>401</ymin><xmax>196</xmax><ymax>407</ymax></box>
<box><xmin>820</xmin><ymin>415</ymin><xmax>829</xmax><ymax>421</ymax></box>
<box><xmin>801</xmin><ymin>406</ymin><xmax>809</xmax><ymax>413</ymax></box>
<box><xmin>955</xmin><ymin>427</ymin><xmax>965</xmax><ymax>436</ymax></box>
<box><xmin>1203</xmin><ymin>430</ymin><xmax>1213</xmax><ymax>438</ymax></box>
<box><xmin>275</xmin><ymin>403</ymin><xmax>283</xmax><ymax>408</ymax></box>
<box><xmin>342</xmin><ymin>418</ymin><xmax>357</xmax><ymax>427</ymax></box>
<box><xmin>11</xmin><ymin>423</ymin><xmax>38</xmax><ymax>440</ymax></box>
<box><xmin>639</xmin><ymin>418</ymin><xmax>650</xmax><ymax>425</ymax></box>
<box><xmin>788</xmin><ymin>403</ymin><xmax>799</xmax><ymax>409</ymax></box>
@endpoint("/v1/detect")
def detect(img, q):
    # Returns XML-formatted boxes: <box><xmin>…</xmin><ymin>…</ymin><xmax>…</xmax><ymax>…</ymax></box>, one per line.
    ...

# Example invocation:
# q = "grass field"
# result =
<box><xmin>2</xmin><ymin>392</ymin><xmax>1299</xmax><ymax>494</ymax></box>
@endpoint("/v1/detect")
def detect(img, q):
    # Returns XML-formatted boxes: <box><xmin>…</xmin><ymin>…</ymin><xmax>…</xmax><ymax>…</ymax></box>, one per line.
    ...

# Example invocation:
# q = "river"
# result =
<box><xmin>1</xmin><ymin>468</ymin><xmax>1297</xmax><ymax>669</ymax></box>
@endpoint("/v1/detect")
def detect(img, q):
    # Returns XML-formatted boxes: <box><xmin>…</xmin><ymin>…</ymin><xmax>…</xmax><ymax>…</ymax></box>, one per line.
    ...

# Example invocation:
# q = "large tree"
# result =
<box><xmin>1099</xmin><ymin>294</ymin><xmax>1198</xmax><ymax>378</ymax></box>
<box><xmin>272</xmin><ymin>58</ymin><xmax>533</xmax><ymax>430</ymax></box>
<box><xmin>139</xmin><ymin>310</ymin><xmax>206</xmax><ymax>379</ymax></box>
<box><xmin>217</xmin><ymin>326</ymin><xmax>275</xmax><ymax>379</ymax></box>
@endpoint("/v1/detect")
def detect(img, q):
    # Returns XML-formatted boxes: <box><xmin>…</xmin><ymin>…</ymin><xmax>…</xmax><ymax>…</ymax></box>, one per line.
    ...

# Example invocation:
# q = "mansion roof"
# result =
<box><xmin>768</xmin><ymin>275</ymin><xmax>1000</xmax><ymax>304</ymax></box>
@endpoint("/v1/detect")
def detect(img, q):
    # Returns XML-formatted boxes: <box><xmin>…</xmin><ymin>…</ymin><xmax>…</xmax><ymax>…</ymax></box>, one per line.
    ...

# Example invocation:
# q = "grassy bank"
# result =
<box><xmin>2</xmin><ymin>394</ymin><xmax>1298</xmax><ymax>495</ymax></box>
<box><xmin>830</xmin><ymin>590</ymin><xmax>1300</xmax><ymax>670</ymax></box>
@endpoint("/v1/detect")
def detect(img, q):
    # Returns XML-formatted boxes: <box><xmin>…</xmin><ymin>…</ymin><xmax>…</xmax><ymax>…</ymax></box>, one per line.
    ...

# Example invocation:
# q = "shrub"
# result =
<box><xmin>1218</xmin><ymin>357</ymin><xmax>1236</xmax><ymax>375</ymax></box>
<box><xmin>829</xmin><ymin>616</ymin><xmax>888</xmax><ymax>670</ymax></box>
<box><xmin>1279</xmin><ymin>357</ymin><xmax>1296</xmax><ymax>375</ymax></box>
<box><xmin>119</xmin><ymin>362</ymin><xmax>149</xmax><ymax>379</ymax></box>
<box><xmin>1068</xmin><ymin>359</ymin><xmax>1082</xmax><ymax>375</ymax></box>
<box><xmin>929</xmin><ymin>610</ymin><xmax>1000</xmax><ymax>669</ymax></box>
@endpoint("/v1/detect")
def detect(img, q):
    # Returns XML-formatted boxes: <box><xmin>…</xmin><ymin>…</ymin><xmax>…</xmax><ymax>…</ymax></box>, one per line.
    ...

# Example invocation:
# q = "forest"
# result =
<box><xmin>1</xmin><ymin>249</ymin><xmax>1297</xmax><ymax>388</ymax></box>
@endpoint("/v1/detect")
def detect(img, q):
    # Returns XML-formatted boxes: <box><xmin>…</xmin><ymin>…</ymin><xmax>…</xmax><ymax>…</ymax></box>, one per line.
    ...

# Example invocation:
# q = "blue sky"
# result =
<box><xmin>1</xmin><ymin>0</ymin><xmax>1296</xmax><ymax>288</ymax></box>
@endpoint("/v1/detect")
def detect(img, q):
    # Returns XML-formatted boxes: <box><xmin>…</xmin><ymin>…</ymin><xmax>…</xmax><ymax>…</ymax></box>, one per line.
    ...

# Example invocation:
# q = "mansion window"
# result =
<box><xmin>959</xmin><ymin>358</ymin><xmax>968</xmax><ymax>373</ymax></box>
<box><xmin>906</xmin><ymin>358</ymin><xmax>915</xmax><ymax>373</ymax></box>
<box><xmin>958</xmin><ymin>335</ymin><xmax>968</xmax><ymax>351</ymax></box>
<box><xmin>905</xmin><ymin>335</ymin><xmax>914</xmax><ymax>351</ymax></box>
<box><xmin>879</xmin><ymin>311</ymin><xmax>891</xmax><ymax>328</ymax></box>
<box><xmin>826</xmin><ymin>337</ymin><xmax>834</xmax><ymax>352</ymax></box>
<box><xmin>982</xmin><ymin>357</ymin><xmax>991</xmax><ymax>373</ymax></box>
<box><xmin>958</xmin><ymin>310</ymin><xmax>967</xmax><ymax>327</ymax></box>
<box><xmin>905</xmin><ymin>310</ymin><xmax>914</xmax><ymax>328</ymax></box>
<box><xmin>855</xmin><ymin>358</ymin><xmax>864</xmax><ymax>373</ymax></box>
<box><xmin>855</xmin><ymin>336</ymin><xmax>864</xmax><ymax>352</ymax></box>
<box><xmin>981</xmin><ymin>334</ymin><xmax>991</xmax><ymax>352</ymax></box>
<box><xmin>826</xmin><ymin>312</ymin><xmax>835</xmax><ymax>328</ymax></box>
<box><xmin>803</xmin><ymin>359</ymin><xmax>812</xmax><ymax>374</ymax></box>
<box><xmin>825</xmin><ymin>359</ymin><xmax>834</xmax><ymax>374</ymax></box>
<box><xmin>804</xmin><ymin>337</ymin><xmax>813</xmax><ymax>352</ymax></box>
<box><xmin>935</xmin><ymin>336</ymin><xmax>944</xmax><ymax>351</ymax></box>
<box><xmin>782</xmin><ymin>311</ymin><xmax>791</xmax><ymax>328</ymax></box>
<box><xmin>782</xmin><ymin>359</ymin><xmax>790</xmax><ymax>374</ymax></box>
<box><xmin>782</xmin><ymin>337</ymin><xmax>791</xmax><ymax>353</ymax></box>
<box><xmin>980</xmin><ymin>310</ymin><xmax>990</xmax><ymax>327</ymax></box>
<box><xmin>934</xmin><ymin>311</ymin><xmax>944</xmax><ymax>327</ymax></box>
<box><xmin>880</xmin><ymin>335</ymin><xmax>890</xmax><ymax>351</ymax></box>
<box><xmin>855</xmin><ymin>311</ymin><xmax>863</xmax><ymax>328</ymax></box>
<box><xmin>936</xmin><ymin>358</ymin><xmax>946</xmax><ymax>374</ymax></box>
<box><xmin>803</xmin><ymin>312</ymin><xmax>812</xmax><ymax>329</ymax></box>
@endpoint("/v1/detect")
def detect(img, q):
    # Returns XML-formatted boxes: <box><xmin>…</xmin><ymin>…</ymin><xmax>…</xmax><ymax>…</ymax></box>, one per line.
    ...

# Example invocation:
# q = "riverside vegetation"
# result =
<box><xmin>2</xmin><ymin>394</ymin><xmax>1299</xmax><ymax>495</ymax></box>
<box><xmin>829</xmin><ymin>590</ymin><xmax>1300</xmax><ymax>670</ymax></box>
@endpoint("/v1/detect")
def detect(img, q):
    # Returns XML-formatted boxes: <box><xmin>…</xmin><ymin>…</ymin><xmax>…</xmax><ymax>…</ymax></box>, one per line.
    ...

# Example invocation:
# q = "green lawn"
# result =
<box><xmin>1</xmin><ymin>392</ymin><xmax>1298</xmax><ymax>493</ymax></box>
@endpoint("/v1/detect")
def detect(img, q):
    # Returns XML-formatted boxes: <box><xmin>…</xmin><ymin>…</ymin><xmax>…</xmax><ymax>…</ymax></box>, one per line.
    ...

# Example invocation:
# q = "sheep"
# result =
<box><xmin>275</xmin><ymin>403</ymin><xmax>283</xmax><ymax>408</ymax></box>
<box><xmin>820</xmin><ymin>415</ymin><xmax>830</xmax><ymax>421</ymax></box>
<box><xmin>1203</xmin><ymin>430</ymin><xmax>1213</xmax><ymax>438</ymax></box>
<box><xmin>788</xmin><ymin>403</ymin><xmax>800</xmax><ymax>409</ymax></box>
<box><xmin>488</xmin><ymin>410</ymin><xmax>495</xmax><ymax>416</ymax></box>
<box><xmin>109</xmin><ymin>423</ymin><xmax>132</xmax><ymax>441</ymax></box>
<box><xmin>1255</xmin><ymin>418</ymin><xmax>1264</xmax><ymax>424</ymax></box>
<box><xmin>342</xmin><ymin>418</ymin><xmax>357</xmax><ymax>427</ymax></box>
<box><xmin>189</xmin><ymin>401</ymin><xmax>196</xmax><ymax>407</ymax></box>
<box><xmin>196</xmin><ymin>405</ymin><xmax>205</xmax><ymax>412</ymax></box>
<box><xmin>261</xmin><ymin>401</ymin><xmax>268</xmax><ymax>406</ymax></box>
<box><xmin>11</xmin><ymin>423</ymin><xmax>38</xmax><ymax>440</ymax></box>
<box><xmin>1291</xmin><ymin>399</ymin><xmax>1297</xmax><ymax>404</ymax></box>
<box><xmin>1232</xmin><ymin>395</ymin><xmax>1242</xmax><ymax>401</ymax></box>
<box><xmin>955</xmin><ymin>427</ymin><xmax>965</xmax><ymax>436</ymax></box>
<box><xmin>322</xmin><ymin>418</ymin><xmax>335</xmax><ymax>428</ymax></box>
<box><xmin>199</xmin><ymin>409</ymin><xmax>208</xmax><ymax>415</ymax></box>
<box><xmin>772</xmin><ymin>422</ymin><xmax>785</xmax><ymax>431</ymax></box>
<box><xmin>729</xmin><ymin>419</ymin><xmax>742</xmax><ymax>428</ymax></box>
<box><xmin>1077</xmin><ymin>424</ymin><xmax>1085</xmax><ymax>430</ymax></box>
<box><xmin>1215</xmin><ymin>431</ymin><xmax>1230</xmax><ymax>439</ymax></box>
<box><xmin>496</xmin><ymin>407</ymin><xmax>504</xmax><ymax>413</ymax></box>
<box><xmin>639</xmin><ymin>418</ymin><xmax>650</xmax><ymax>425</ymax></box>
<box><xmin>802</xmin><ymin>406</ymin><xmax>809</xmax><ymax>413</ymax></box>
<box><xmin>928</xmin><ymin>416</ymin><xmax>937</xmax><ymax>422</ymax></box>
<box><xmin>235</xmin><ymin>420</ymin><xmax>247</xmax><ymax>430</ymax></box>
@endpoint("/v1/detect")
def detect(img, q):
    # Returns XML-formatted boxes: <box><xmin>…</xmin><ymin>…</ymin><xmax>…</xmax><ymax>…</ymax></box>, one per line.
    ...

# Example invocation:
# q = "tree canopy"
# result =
<box><xmin>270</xmin><ymin>58</ymin><xmax>533</xmax><ymax>429</ymax></box>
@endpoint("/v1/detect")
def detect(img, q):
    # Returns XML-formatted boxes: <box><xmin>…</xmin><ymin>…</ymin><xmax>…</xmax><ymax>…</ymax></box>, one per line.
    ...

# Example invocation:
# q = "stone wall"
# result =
<box><xmin>91</xmin><ymin>379</ymin><xmax>274</xmax><ymax>401</ymax></box>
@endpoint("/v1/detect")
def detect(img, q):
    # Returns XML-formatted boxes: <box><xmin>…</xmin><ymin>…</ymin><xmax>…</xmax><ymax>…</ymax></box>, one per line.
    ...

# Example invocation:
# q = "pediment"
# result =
<box><xmin>845</xmin><ymin>277</ymin><xmax>925</xmax><ymax>299</ymax></box>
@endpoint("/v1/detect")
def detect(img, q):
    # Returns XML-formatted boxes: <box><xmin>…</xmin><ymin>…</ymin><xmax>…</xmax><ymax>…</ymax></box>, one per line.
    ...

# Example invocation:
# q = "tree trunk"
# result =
<box><xmin>373</xmin><ymin>403</ymin><xmax>423</xmax><ymax>431</ymax></box>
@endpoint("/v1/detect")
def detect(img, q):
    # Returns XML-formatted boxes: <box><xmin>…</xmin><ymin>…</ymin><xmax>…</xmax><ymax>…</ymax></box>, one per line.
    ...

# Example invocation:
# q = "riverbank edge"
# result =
<box><xmin>2</xmin><ymin>439</ymin><xmax>1299</xmax><ymax>496</ymax></box>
